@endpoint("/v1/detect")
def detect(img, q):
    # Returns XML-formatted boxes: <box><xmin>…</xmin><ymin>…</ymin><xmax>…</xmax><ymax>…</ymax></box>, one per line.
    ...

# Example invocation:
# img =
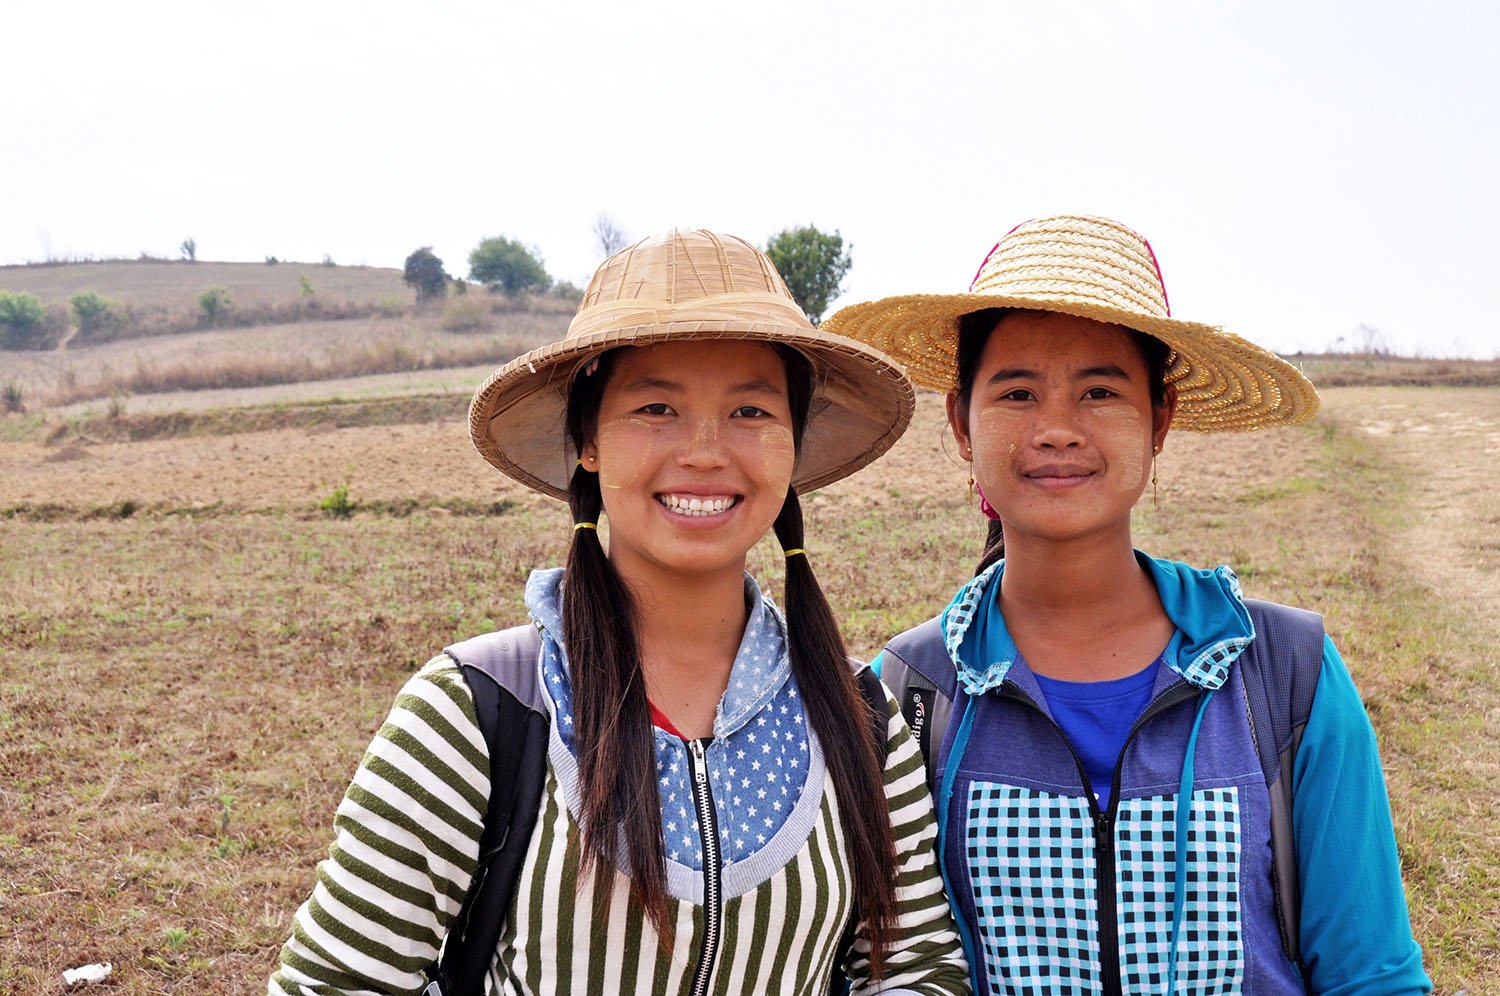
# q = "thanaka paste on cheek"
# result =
<box><xmin>754</xmin><ymin>424</ymin><xmax>796</xmax><ymax>482</ymax></box>
<box><xmin>1090</xmin><ymin>404</ymin><xmax>1150</xmax><ymax>491</ymax></box>
<box><xmin>593</xmin><ymin>417</ymin><xmax>656</xmax><ymax>491</ymax></box>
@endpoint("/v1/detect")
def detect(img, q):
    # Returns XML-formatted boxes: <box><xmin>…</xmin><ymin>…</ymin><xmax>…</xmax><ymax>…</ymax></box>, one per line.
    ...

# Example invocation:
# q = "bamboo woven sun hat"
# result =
<box><xmin>470</xmin><ymin>228</ymin><xmax>916</xmax><ymax>499</ymax></box>
<box><xmin>823</xmin><ymin>214</ymin><xmax>1319</xmax><ymax>431</ymax></box>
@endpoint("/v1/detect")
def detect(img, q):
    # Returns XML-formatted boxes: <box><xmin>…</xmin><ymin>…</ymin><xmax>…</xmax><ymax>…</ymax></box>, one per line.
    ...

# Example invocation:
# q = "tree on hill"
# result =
<box><xmin>180</xmin><ymin>237</ymin><xmax>197</xmax><ymax>262</ymax></box>
<box><xmin>469</xmin><ymin>236</ymin><xmax>551</xmax><ymax>298</ymax></box>
<box><xmin>403</xmin><ymin>247</ymin><xmax>449</xmax><ymax>302</ymax></box>
<box><xmin>764</xmin><ymin>225</ymin><xmax>853</xmax><ymax>324</ymax></box>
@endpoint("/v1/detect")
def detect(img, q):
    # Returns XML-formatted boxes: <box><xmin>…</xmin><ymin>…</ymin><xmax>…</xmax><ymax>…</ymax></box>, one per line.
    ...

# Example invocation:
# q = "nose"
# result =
<box><xmin>676</xmin><ymin>415</ymin><xmax>730</xmax><ymax>469</ymax></box>
<box><xmin>1030</xmin><ymin>400</ymin><xmax>1086</xmax><ymax>450</ymax></box>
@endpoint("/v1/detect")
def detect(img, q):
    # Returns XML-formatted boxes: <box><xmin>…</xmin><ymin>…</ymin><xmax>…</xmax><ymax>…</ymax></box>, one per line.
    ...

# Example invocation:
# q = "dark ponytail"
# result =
<box><xmin>770</xmin><ymin>345</ymin><xmax>898</xmax><ymax>974</ymax></box>
<box><xmin>773</xmin><ymin>487</ymin><xmax>899</xmax><ymax>975</ymax></box>
<box><xmin>562</xmin><ymin>351</ymin><xmax>672</xmax><ymax>937</ymax></box>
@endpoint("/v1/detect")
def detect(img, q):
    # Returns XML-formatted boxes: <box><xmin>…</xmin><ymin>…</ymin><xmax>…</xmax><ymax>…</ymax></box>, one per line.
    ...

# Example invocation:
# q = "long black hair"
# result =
<box><xmin>954</xmin><ymin>308</ymin><xmax>1173</xmax><ymax>576</ymax></box>
<box><xmin>561</xmin><ymin>343</ymin><xmax>899</xmax><ymax>973</ymax></box>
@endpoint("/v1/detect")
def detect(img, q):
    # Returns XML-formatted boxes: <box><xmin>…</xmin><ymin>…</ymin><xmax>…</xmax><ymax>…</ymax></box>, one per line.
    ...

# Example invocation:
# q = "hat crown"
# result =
<box><xmin>970</xmin><ymin>215</ymin><xmax>1172</xmax><ymax>320</ymax></box>
<box><xmin>569</xmin><ymin>229</ymin><xmax>807</xmax><ymax>339</ymax></box>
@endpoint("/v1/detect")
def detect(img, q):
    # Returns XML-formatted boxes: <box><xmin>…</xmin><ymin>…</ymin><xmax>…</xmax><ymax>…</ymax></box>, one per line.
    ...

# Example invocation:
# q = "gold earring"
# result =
<box><xmin>967</xmin><ymin>463</ymin><xmax>975</xmax><ymax>499</ymax></box>
<box><xmin>1151</xmin><ymin>445</ymin><xmax>1161</xmax><ymax>509</ymax></box>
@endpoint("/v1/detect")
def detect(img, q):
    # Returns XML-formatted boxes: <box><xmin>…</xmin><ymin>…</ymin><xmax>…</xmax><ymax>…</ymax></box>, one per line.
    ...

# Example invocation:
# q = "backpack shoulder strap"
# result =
<box><xmin>426</xmin><ymin>623</ymin><xmax>550</xmax><ymax>996</ymax></box>
<box><xmin>854</xmin><ymin>661</ymin><xmax>893</xmax><ymax>764</ymax></box>
<box><xmin>1237</xmin><ymin>598</ymin><xmax>1325</xmax><ymax>970</ymax></box>
<box><xmin>878</xmin><ymin>616</ymin><xmax>955</xmax><ymax>791</ymax></box>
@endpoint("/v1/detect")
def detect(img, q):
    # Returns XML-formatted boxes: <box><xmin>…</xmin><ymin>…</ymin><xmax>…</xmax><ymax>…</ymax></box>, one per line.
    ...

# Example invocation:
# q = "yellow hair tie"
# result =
<box><xmin>782</xmin><ymin>548</ymin><xmax>807</xmax><ymax>559</ymax></box>
<box><xmin>574</xmin><ymin>521</ymin><xmax>598</xmax><ymax>531</ymax></box>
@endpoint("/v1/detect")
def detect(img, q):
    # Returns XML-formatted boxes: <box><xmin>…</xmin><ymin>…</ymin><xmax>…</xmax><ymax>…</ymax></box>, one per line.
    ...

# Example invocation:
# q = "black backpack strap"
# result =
<box><xmin>425</xmin><ymin>623</ymin><xmax>550</xmax><ymax>996</ymax></box>
<box><xmin>879</xmin><ymin>616</ymin><xmax>955</xmax><ymax>792</ymax></box>
<box><xmin>1237</xmin><ymin>599</ymin><xmax>1324</xmax><ymax>971</ymax></box>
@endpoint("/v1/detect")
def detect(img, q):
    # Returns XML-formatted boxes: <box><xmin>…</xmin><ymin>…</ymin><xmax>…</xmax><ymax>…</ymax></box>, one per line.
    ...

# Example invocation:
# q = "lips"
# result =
<box><xmin>1020</xmin><ymin>465</ymin><xmax>1092</xmax><ymax>480</ymax></box>
<box><xmin>1022</xmin><ymin>463</ymin><xmax>1097</xmax><ymax>484</ymax></box>
<box><xmin>658</xmin><ymin>493</ymin><xmax>739</xmax><ymax>517</ymax></box>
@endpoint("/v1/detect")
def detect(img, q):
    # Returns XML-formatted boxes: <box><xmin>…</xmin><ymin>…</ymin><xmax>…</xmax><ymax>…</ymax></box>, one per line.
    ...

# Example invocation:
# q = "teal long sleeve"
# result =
<box><xmin>1292</xmin><ymin>636</ymin><xmax>1430</xmax><ymax>994</ymax></box>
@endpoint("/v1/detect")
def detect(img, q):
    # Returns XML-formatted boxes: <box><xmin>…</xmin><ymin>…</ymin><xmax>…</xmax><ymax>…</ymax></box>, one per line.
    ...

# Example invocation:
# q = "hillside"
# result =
<box><xmin>0</xmin><ymin>259</ymin><xmax>575</xmax><ymax>412</ymax></box>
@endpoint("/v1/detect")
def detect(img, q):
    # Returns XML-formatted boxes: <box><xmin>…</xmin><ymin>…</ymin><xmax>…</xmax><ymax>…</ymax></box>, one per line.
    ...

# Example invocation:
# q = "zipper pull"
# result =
<box><xmin>1094</xmin><ymin>811</ymin><xmax>1112</xmax><ymax>846</ymax></box>
<box><xmin>690</xmin><ymin>738</ymin><xmax>708</xmax><ymax>785</ymax></box>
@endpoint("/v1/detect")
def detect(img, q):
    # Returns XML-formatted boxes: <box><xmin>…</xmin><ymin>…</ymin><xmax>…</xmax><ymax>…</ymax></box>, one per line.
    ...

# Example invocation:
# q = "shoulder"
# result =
<box><xmin>373</xmin><ymin>655</ymin><xmax>487</xmax><ymax>764</ymax></box>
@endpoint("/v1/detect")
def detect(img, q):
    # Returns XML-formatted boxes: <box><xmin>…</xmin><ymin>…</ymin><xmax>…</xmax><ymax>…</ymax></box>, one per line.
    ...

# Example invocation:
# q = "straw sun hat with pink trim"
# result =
<box><xmin>823</xmin><ymin>214</ymin><xmax>1319</xmax><ymax>432</ymax></box>
<box><xmin>469</xmin><ymin>229</ymin><xmax>916</xmax><ymax>499</ymax></box>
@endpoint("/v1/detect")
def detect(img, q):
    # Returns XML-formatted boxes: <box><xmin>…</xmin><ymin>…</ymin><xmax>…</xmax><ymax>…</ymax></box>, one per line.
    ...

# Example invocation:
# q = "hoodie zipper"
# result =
<box><xmin>685</xmin><ymin>737</ymin><xmax>722</xmax><ymax>996</ymax></box>
<box><xmin>1001</xmin><ymin>679</ymin><xmax>1198</xmax><ymax>996</ymax></box>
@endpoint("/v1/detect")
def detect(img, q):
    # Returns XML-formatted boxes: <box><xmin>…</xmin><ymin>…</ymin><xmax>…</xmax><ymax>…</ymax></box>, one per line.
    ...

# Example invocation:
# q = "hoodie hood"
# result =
<box><xmin>942</xmin><ymin>552</ymin><xmax>1255</xmax><ymax>696</ymax></box>
<box><xmin>522</xmin><ymin>567</ymin><xmax>794</xmax><ymax>741</ymax></box>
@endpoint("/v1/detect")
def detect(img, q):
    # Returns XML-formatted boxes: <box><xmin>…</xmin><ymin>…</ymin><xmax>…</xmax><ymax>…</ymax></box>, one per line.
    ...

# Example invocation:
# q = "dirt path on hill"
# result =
<box><xmin>1323</xmin><ymin>387</ymin><xmax>1500</xmax><ymax>638</ymax></box>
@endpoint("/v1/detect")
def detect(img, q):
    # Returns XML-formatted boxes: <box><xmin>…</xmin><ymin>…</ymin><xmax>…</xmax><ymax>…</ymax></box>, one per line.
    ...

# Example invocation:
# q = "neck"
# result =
<box><xmin>613</xmin><ymin>562</ymin><xmax>750</xmax><ymax>738</ymax></box>
<box><xmin>997</xmin><ymin>532</ymin><xmax>1170</xmax><ymax>680</ymax></box>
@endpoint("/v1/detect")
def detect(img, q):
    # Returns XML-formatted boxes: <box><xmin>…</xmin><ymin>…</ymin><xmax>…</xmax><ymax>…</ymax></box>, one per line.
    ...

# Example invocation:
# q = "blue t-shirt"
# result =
<box><xmin>1032</xmin><ymin>659</ymin><xmax>1159</xmax><ymax>811</ymax></box>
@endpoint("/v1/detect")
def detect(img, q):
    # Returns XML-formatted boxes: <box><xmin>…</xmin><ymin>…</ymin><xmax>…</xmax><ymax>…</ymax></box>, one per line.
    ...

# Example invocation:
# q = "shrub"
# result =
<box><xmin>265</xmin><ymin>255</ymin><xmax>280</xmax><ymax>265</ymax></box>
<box><xmin>299</xmin><ymin>274</ymin><xmax>316</xmax><ymax>298</ymax></box>
<box><xmin>2</xmin><ymin>382</ymin><xmax>23</xmax><ymax>413</ymax></box>
<box><xmin>180</xmin><ymin>237</ymin><xmax>197</xmax><ymax>262</ymax></box>
<box><xmin>198</xmin><ymin>287</ymin><xmax>231</xmax><ymax>326</ymax></box>
<box><xmin>0</xmin><ymin>290</ymin><xmax>61</xmax><ymax>349</ymax></box>
<box><xmin>440</xmin><ymin>296</ymin><xmax>491</xmax><ymax>332</ymax></box>
<box><xmin>70</xmin><ymin>291</ymin><xmax>114</xmax><ymax>333</ymax></box>
<box><xmin>469</xmin><ymin>236</ymin><xmax>551</xmax><ymax>297</ymax></box>
<box><xmin>551</xmin><ymin>280</ymin><xmax>584</xmax><ymax>305</ymax></box>
<box><xmin>320</xmin><ymin>484</ymin><xmax>356</xmax><ymax>518</ymax></box>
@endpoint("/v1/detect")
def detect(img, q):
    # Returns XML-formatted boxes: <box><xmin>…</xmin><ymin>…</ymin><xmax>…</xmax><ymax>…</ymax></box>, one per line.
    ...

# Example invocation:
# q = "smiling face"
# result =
<box><xmin>948</xmin><ymin>310</ymin><xmax>1176</xmax><ymax>551</ymax></box>
<box><xmin>579</xmin><ymin>340</ymin><xmax>798</xmax><ymax>586</ymax></box>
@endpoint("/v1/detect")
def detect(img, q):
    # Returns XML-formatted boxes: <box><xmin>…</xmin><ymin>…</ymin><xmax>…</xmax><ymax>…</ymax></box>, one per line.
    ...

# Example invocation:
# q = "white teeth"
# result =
<box><xmin>660</xmin><ymin>494</ymin><xmax>734</xmax><ymax>516</ymax></box>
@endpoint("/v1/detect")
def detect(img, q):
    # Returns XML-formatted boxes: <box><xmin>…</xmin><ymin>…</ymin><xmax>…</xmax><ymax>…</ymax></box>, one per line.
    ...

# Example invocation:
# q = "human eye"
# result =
<box><xmin>999</xmin><ymin>387</ymin><xmax>1035</xmax><ymax>402</ymax></box>
<box><xmin>636</xmin><ymin>402</ymin><xmax>674</xmax><ymax>416</ymax></box>
<box><xmin>732</xmin><ymin>404</ymin><xmax>770</xmax><ymax>419</ymax></box>
<box><xmin>1083</xmin><ymin>386</ymin><xmax>1117</xmax><ymax>400</ymax></box>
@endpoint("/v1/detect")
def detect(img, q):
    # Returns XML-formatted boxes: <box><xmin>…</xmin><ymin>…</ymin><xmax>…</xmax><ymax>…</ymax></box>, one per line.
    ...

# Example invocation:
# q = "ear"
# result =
<box><xmin>946</xmin><ymin>389</ymin><xmax>974</xmax><ymax>460</ymax></box>
<box><xmin>1152</xmin><ymin>384</ymin><xmax>1179</xmax><ymax>453</ymax></box>
<box><xmin>580</xmin><ymin>438</ymin><xmax>599</xmax><ymax>470</ymax></box>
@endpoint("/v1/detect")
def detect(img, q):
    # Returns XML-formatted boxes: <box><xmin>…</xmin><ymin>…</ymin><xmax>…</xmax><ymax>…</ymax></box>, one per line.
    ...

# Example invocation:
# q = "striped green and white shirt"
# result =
<box><xmin>272</xmin><ymin>639</ymin><xmax>968</xmax><ymax>994</ymax></box>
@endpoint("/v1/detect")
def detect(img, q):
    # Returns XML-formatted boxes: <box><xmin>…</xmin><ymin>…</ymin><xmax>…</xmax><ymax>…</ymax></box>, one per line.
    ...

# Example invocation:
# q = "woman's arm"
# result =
<box><xmin>846</xmin><ymin>686</ymin><xmax>970</xmax><ymax>996</ymax></box>
<box><xmin>268</xmin><ymin>657</ymin><xmax>489</xmax><ymax>996</ymax></box>
<box><xmin>1292</xmin><ymin>636</ymin><xmax>1430</xmax><ymax>995</ymax></box>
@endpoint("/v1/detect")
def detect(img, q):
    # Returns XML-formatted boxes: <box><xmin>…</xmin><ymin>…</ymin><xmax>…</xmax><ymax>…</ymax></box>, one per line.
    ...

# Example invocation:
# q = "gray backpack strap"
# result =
<box><xmin>426</xmin><ymin>623</ymin><xmax>549</xmax><ymax>996</ymax></box>
<box><xmin>1238</xmin><ymin>599</ymin><xmax>1325</xmax><ymax>972</ymax></box>
<box><xmin>881</xmin><ymin>616</ymin><xmax>955</xmax><ymax>792</ymax></box>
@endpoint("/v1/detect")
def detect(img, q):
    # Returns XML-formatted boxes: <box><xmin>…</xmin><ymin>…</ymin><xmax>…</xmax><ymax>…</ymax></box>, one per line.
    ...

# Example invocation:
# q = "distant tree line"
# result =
<box><xmin>399</xmin><ymin>218</ymin><xmax>853</xmax><ymax>325</ymax></box>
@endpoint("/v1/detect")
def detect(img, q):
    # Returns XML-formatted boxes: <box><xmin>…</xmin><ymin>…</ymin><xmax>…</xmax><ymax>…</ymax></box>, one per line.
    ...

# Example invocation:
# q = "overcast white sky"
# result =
<box><xmin>3</xmin><ymin>0</ymin><xmax>1496</xmax><ymax>357</ymax></box>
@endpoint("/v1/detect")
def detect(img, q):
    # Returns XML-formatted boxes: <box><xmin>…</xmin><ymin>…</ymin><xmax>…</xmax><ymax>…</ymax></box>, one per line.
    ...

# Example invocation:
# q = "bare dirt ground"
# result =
<box><xmin>1330</xmin><ymin>386</ymin><xmax>1500</xmax><ymax>612</ymax></box>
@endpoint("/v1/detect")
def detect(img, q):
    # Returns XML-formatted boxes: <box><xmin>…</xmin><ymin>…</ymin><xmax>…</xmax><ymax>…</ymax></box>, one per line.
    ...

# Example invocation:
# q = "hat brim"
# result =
<box><xmin>824</xmin><ymin>293</ymin><xmax>1319</xmax><ymax>432</ymax></box>
<box><xmin>470</xmin><ymin>321</ymin><xmax>916</xmax><ymax>499</ymax></box>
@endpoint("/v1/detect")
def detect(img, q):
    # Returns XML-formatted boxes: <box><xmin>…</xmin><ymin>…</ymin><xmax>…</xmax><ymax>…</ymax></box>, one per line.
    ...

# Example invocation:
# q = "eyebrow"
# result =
<box><xmin>986</xmin><ymin>364</ymin><xmax>1135</xmax><ymax>385</ymax></box>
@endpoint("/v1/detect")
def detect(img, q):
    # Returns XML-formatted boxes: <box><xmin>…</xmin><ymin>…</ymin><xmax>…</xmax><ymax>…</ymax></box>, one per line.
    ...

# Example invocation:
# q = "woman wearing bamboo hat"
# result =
<box><xmin>270</xmin><ymin>229</ymin><xmax>970</xmax><ymax>995</ymax></box>
<box><xmin>824</xmin><ymin>215</ymin><xmax>1428</xmax><ymax>994</ymax></box>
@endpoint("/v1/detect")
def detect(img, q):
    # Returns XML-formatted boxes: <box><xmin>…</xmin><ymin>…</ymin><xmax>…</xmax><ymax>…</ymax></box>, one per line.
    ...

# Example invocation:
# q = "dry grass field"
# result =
<box><xmin>3</xmin><ymin>383</ymin><xmax>1498</xmax><ymax>993</ymax></box>
<box><xmin>2</xmin><ymin>268</ymin><xmax>1498</xmax><ymax>993</ymax></box>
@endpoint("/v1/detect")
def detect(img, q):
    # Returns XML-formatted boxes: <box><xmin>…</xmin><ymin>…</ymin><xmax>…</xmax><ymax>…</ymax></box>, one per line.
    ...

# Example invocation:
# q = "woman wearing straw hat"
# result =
<box><xmin>270</xmin><ymin>230</ymin><xmax>970</xmax><ymax>996</ymax></box>
<box><xmin>824</xmin><ymin>215</ymin><xmax>1429</xmax><ymax>995</ymax></box>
